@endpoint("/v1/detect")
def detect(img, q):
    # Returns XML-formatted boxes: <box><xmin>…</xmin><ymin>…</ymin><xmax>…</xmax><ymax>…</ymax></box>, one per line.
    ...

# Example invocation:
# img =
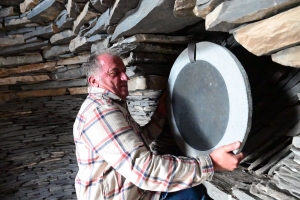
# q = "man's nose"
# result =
<box><xmin>121</xmin><ymin>72</ymin><xmax>129</xmax><ymax>81</ymax></box>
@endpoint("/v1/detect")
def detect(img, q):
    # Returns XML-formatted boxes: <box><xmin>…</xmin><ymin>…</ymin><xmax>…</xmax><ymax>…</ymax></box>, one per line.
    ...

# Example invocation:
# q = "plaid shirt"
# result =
<box><xmin>73</xmin><ymin>87</ymin><xmax>214</xmax><ymax>200</ymax></box>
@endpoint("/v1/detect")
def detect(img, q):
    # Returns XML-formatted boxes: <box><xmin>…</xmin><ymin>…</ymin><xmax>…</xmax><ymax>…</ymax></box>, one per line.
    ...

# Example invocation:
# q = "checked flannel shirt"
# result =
<box><xmin>73</xmin><ymin>87</ymin><xmax>214</xmax><ymax>200</ymax></box>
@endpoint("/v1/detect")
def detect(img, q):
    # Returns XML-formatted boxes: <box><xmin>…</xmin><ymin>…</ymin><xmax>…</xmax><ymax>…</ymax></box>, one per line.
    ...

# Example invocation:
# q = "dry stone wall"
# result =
<box><xmin>0</xmin><ymin>0</ymin><xmax>300</xmax><ymax>199</ymax></box>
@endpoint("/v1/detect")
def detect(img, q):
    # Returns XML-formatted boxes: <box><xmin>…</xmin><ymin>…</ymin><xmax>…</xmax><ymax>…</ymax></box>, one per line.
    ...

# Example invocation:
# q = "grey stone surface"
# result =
<box><xmin>43</xmin><ymin>45</ymin><xmax>71</xmax><ymax>60</ymax></box>
<box><xmin>0</xmin><ymin>41</ymin><xmax>49</xmax><ymax>55</ymax></box>
<box><xmin>174</xmin><ymin>0</ymin><xmax>197</xmax><ymax>18</ymax></box>
<box><xmin>25</xmin><ymin>37</ymin><xmax>44</xmax><ymax>43</ymax></box>
<box><xmin>4</xmin><ymin>16</ymin><xmax>38</xmax><ymax>30</ymax></box>
<box><xmin>91</xmin><ymin>36</ymin><xmax>111</xmax><ymax>53</ymax></box>
<box><xmin>67</xmin><ymin>0</ymin><xmax>85</xmax><ymax>18</ymax></box>
<box><xmin>20</xmin><ymin>0</ymin><xmax>39</xmax><ymax>13</ymax></box>
<box><xmin>0</xmin><ymin>53</ymin><xmax>43</xmax><ymax>68</ymax></box>
<box><xmin>78</xmin><ymin>17</ymin><xmax>98</xmax><ymax>36</ymax></box>
<box><xmin>293</xmin><ymin>136</ymin><xmax>300</xmax><ymax>148</ymax></box>
<box><xmin>122</xmin><ymin>52</ymin><xmax>177</xmax><ymax>66</ymax></box>
<box><xmin>21</xmin><ymin>79</ymin><xmax>87</xmax><ymax>90</ymax></box>
<box><xmin>0</xmin><ymin>0</ymin><xmax>23</xmax><ymax>6</ymax></box>
<box><xmin>24</xmin><ymin>24</ymin><xmax>59</xmax><ymax>40</ymax></box>
<box><xmin>0</xmin><ymin>35</ymin><xmax>25</xmax><ymax>47</ymax></box>
<box><xmin>54</xmin><ymin>10</ymin><xmax>75</xmax><ymax>31</ymax></box>
<box><xmin>27</xmin><ymin>0</ymin><xmax>65</xmax><ymax>23</ymax></box>
<box><xmin>50</xmin><ymin>30</ymin><xmax>77</xmax><ymax>45</ymax></box>
<box><xmin>0</xmin><ymin>6</ymin><xmax>19</xmax><ymax>18</ymax></box>
<box><xmin>268</xmin><ymin>152</ymin><xmax>295</xmax><ymax>175</ymax></box>
<box><xmin>73</xmin><ymin>2</ymin><xmax>99</xmax><ymax>34</ymax></box>
<box><xmin>90</xmin><ymin>0</ymin><xmax>108</xmax><ymax>13</ymax></box>
<box><xmin>111</xmin><ymin>0</ymin><xmax>201</xmax><ymax>41</ymax></box>
<box><xmin>206</xmin><ymin>0</ymin><xmax>300</xmax><ymax>32</ymax></box>
<box><xmin>126</xmin><ymin>64</ymin><xmax>171</xmax><ymax>78</ymax></box>
<box><xmin>57</xmin><ymin>54</ymin><xmax>89</xmax><ymax>65</ymax></box>
<box><xmin>84</xmin><ymin>9</ymin><xmax>110</xmax><ymax>37</ymax></box>
<box><xmin>7</xmin><ymin>27</ymin><xmax>36</xmax><ymax>35</ymax></box>
<box><xmin>52</xmin><ymin>65</ymin><xmax>85</xmax><ymax>80</ymax></box>
<box><xmin>193</xmin><ymin>0</ymin><xmax>225</xmax><ymax>18</ymax></box>
<box><xmin>128</xmin><ymin>75</ymin><xmax>167</xmax><ymax>91</ymax></box>
<box><xmin>107</xmin><ymin>0</ymin><xmax>140</xmax><ymax>25</ymax></box>
<box><xmin>272</xmin><ymin>45</ymin><xmax>300</xmax><ymax>67</ymax></box>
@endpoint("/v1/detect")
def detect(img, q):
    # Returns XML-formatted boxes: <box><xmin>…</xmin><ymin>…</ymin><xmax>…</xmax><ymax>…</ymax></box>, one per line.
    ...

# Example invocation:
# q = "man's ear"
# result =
<box><xmin>88</xmin><ymin>76</ymin><xmax>99</xmax><ymax>87</ymax></box>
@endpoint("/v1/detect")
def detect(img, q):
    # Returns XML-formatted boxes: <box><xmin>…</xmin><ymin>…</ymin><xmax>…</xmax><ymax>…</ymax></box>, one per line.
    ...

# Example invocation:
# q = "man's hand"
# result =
<box><xmin>209</xmin><ymin>141</ymin><xmax>244</xmax><ymax>171</ymax></box>
<box><xmin>156</xmin><ymin>91</ymin><xmax>167</xmax><ymax>116</ymax></box>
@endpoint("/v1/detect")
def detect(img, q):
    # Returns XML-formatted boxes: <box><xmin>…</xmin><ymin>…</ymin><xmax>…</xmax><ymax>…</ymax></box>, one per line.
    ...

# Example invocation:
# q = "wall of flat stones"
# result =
<box><xmin>1</xmin><ymin>0</ymin><xmax>300</xmax><ymax>199</ymax></box>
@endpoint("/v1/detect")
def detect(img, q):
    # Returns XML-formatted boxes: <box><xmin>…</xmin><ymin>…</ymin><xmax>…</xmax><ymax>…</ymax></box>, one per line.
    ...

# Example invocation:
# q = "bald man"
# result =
<box><xmin>73</xmin><ymin>53</ymin><xmax>244</xmax><ymax>200</ymax></box>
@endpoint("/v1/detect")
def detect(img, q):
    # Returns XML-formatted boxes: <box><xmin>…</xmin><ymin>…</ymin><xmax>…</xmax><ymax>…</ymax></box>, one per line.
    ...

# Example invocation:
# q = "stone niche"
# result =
<box><xmin>0</xmin><ymin>0</ymin><xmax>300</xmax><ymax>199</ymax></box>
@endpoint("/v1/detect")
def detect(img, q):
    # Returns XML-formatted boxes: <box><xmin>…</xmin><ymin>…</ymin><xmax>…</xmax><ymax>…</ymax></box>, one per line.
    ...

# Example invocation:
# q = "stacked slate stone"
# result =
<box><xmin>1</xmin><ymin>0</ymin><xmax>300</xmax><ymax>199</ymax></box>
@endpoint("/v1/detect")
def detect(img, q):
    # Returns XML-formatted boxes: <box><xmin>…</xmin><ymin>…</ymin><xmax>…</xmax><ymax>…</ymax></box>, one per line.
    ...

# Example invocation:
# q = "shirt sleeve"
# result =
<box><xmin>81</xmin><ymin>104</ymin><xmax>214</xmax><ymax>192</ymax></box>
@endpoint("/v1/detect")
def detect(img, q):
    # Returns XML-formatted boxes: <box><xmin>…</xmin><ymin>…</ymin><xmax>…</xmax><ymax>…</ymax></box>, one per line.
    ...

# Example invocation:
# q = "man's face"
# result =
<box><xmin>92</xmin><ymin>54</ymin><xmax>129</xmax><ymax>100</ymax></box>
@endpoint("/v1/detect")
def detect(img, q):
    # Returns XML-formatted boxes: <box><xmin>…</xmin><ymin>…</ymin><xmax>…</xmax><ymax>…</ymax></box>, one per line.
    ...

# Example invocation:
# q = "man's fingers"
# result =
<box><xmin>222</xmin><ymin>141</ymin><xmax>241</xmax><ymax>152</ymax></box>
<box><xmin>234</xmin><ymin>152</ymin><xmax>245</xmax><ymax>162</ymax></box>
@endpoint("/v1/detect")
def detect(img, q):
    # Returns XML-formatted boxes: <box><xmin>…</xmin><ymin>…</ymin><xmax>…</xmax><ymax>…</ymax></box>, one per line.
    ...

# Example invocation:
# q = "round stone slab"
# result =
<box><xmin>167</xmin><ymin>42</ymin><xmax>252</xmax><ymax>156</ymax></box>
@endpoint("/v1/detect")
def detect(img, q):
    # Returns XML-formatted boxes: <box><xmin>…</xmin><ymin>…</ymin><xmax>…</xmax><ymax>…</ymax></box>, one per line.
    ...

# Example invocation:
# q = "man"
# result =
<box><xmin>73</xmin><ymin>53</ymin><xmax>244</xmax><ymax>200</ymax></box>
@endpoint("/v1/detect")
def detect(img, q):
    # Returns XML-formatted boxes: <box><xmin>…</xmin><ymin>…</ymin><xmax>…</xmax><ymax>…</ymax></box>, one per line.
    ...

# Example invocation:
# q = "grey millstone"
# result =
<box><xmin>43</xmin><ymin>45</ymin><xmax>71</xmax><ymax>60</ymax></box>
<box><xmin>24</xmin><ymin>24</ymin><xmax>59</xmax><ymax>40</ymax></box>
<box><xmin>193</xmin><ymin>0</ymin><xmax>225</xmax><ymax>18</ymax></box>
<box><xmin>107</xmin><ymin>0</ymin><xmax>140</xmax><ymax>26</ymax></box>
<box><xmin>111</xmin><ymin>0</ymin><xmax>201</xmax><ymax>41</ymax></box>
<box><xmin>0</xmin><ymin>6</ymin><xmax>19</xmax><ymax>18</ymax></box>
<box><xmin>0</xmin><ymin>53</ymin><xmax>43</xmax><ymax>68</ymax></box>
<box><xmin>0</xmin><ymin>35</ymin><xmax>25</xmax><ymax>47</ymax></box>
<box><xmin>27</xmin><ymin>0</ymin><xmax>65</xmax><ymax>23</ymax></box>
<box><xmin>84</xmin><ymin>9</ymin><xmax>110</xmax><ymax>37</ymax></box>
<box><xmin>50</xmin><ymin>30</ymin><xmax>77</xmax><ymax>45</ymax></box>
<box><xmin>0</xmin><ymin>41</ymin><xmax>49</xmax><ymax>55</ymax></box>
<box><xmin>293</xmin><ymin>136</ymin><xmax>300</xmax><ymax>148</ymax></box>
<box><xmin>90</xmin><ymin>0</ymin><xmax>108</xmax><ymax>13</ymax></box>
<box><xmin>54</xmin><ymin>10</ymin><xmax>75</xmax><ymax>31</ymax></box>
<box><xmin>174</xmin><ymin>0</ymin><xmax>197</xmax><ymax>18</ymax></box>
<box><xmin>206</xmin><ymin>0</ymin><xmax>300</xmax><ymax>32</ymax></box>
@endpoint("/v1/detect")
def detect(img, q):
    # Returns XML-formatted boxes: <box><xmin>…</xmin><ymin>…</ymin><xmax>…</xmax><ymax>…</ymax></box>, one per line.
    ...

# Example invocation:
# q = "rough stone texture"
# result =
<box><xmin>68</xmin><ymin>86</ymin><xmax>87</xmax><ymax>94</ymax></box>
<box><xmin>206</xmin><ymin>0</ymin><xmax>300</xmax><ymax>32</ymax></box>
<box><xmin>27</xmin><ymin>0</ymin><xmax>65</xmax><ymax>23</ymax></box>
<box><xmin>174</xmin><ymin>0</ymin><xmax>197</xmax><ymax>18</ymax></box>
<box><xmin>0</xmin><ymin>62</ymin><xmax>56</xmax><ymax>78</ymax></box>
<box><xmin>0</xmin><ymin>35</ymin><xmax>25</xmax><ymax>47</ymax></box>
<box><xmin>7</xmin><ymin>27</ymin><xmax>36</xmax><ymax>35</ymax></box>
<box><xmin>111</xmin><ymin>0</ymin><xmax>201</xmax><ymax>41</ymax></box>
<box><xmin>52</xmin><ymin>65</ymin><xmax>85</xmax><ymax>80</ymax></box>
<box><xmin>17</xmin><ymin>88</ymin><xmax>68</xmax><ymax>98</ymax></box>
<box><xmin>57</xmin><ymin>54</ymin><xmax>89</xmax><ymax>65</ymax></box>
<box><xmin>91</xmin><ymin>36</ymin><xmax>111</xmax><ymax>53</ymax></box>
<box><xmin>0</xmin><ymin>75</ymin><xmax>50</xmax><ymax>85</ymax></box>
<box><xmin>67</xmin><ymin>0</ymin><xmax>85</xmax><ymax>18</ymax></box>
<box><xmin>69</xmin><ymin>35</ymin><xmax>107</xmax><ymax>53</ymax></box>
<box><xmin>193</xmin><ymin>0</ymin><xmax>225</xmax><ymax>18</ymax></box>
<box><xmin>50</xmin><ymin>30</ymin><xmax>77</xmax><ymax>45</ymax></box>
<box><xmin>21</xmin><ymin>79</ymin><xmax>87</xmax><ymax>90</ymax></box>
<box><xmin>272</xmin><ymin>46</ymin><xmax>300</xmax><ymax>67</ymax></box>
<box><xmin>126</xmin><ymin>64</ymin><xmax>171</xmax><ymax>78</ymax></box>
<box><xmin>90</xmin><ymin>0</ymin><xmax>108</xmax><ymax>13</ymax></box>
<box><xmin>233</xmin><ymin>6</ymin><xmax>300</xmax><ymax>56</ymax></box>
<box><xmin>128</xmin><ymin>75</ymin><xmax>168</xmax><ymax>91</ymax></box>
<box><xmin>122</xmin><ymin>52</ymin><xmax>177</xmax><ymax>66</ymax></box>
<box><xmin>107</xmin><ymin>0</ymin><xmax>140</xmax><ymax>26</ymax></box>
<box><xmin>84</xmin><ymin>9</ymin><xmax>109</xmax><ymax>37</ymax></box>
<box><xmin>20</xmin><ymin>0</ymin><xmax>39</xmax><ymax>13</ymax></box>
<box><xmin>24</xmin><ymin>24</ymin><xmax>59</xmax><ymax>40</ymax></box>
<box><xmin>4</xmin><ymin>16</ymin><xmax>38</xmax><ymax>30</ymax></box>
<box><xmin>78</xmin><ymin>17</ymin><xmax>98</xmax><ymax>36</ymax></box>
<box><xmin>116</xmin><ymin>34</ymin><xmax>191</xmax><ymax>44</ymax></box>
<box><xmin>0</xmin><ymin>53</ymin><xmax>43</xmax><ymax>68</ymax></box>
<box><xmin>0</xmin><ymin>40</ymin><xmax>49</xmax><ymax>55</ymax></box>
<box><xmin>293</xmin><ymin>136</ymin><xmax>300</xmax><ymax>148</ymax></box>
<box><xmin>0</xmin><ymin>6</ymin><xmax>19</xmax><ymax>18</ymax></box>
<box><xmin>54</xmin><ymin>10</ymin><xmax>75</xmax><ymax>31</ymax></box>
<box><xmin>73</xmin><ymin>2</ymin><xmax>99</xmax><ymax>34</ymax></box>
<box><xmin>43</xmin><ymin>45</ymin><xmax>71</xmax><ymax>60</ymax></box>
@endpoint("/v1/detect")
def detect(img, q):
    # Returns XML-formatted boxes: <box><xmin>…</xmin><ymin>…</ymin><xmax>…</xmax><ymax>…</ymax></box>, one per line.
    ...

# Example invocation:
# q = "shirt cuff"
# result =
<box><xmin>197</xmin><ymin>155</ymin><xmax>214</xmax><ymax>181</ymax></box>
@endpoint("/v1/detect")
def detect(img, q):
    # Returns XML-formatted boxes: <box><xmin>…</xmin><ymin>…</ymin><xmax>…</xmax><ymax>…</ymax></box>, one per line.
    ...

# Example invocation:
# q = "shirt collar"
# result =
<box><xmin>88</xmin><ymin>86</ymin><xmax>123</xmax><ymax>102</ymax></box>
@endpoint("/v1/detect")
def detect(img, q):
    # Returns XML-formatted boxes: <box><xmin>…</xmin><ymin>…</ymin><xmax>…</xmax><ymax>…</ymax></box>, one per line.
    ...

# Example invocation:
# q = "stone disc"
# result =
<box><xmin>167</xmin><ymin>42</ymin><xmax>252</xmax><ymax>156</ymax></box>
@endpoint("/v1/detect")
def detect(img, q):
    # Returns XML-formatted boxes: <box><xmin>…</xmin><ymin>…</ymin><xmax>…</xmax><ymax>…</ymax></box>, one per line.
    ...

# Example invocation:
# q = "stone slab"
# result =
<box><xmin>91</xmin><ymin>36</ymin><xmax>111</xmax><ymax>53</ymax></box>
<box><xmin>57</xmin><ymin>54</ymin><xmax>89</xmax><ymax>65</ymax></box>
<box><xmin>122</xmin><ymin>52</ymin><xmax>177</xmax><ymax>66</ymax></box>
<box><xmin>0</xmin><ymin>35</ymin><xmax>25</xmax><ymax>47</ymax></box>
<box><xmin>0</xmin><ymin>62</ymin><xmax>56</xmax><ymax>77</ymax></box>
<box><xmin>107</xmin><ymin>0</ymin><xmax>140</xmax><ymax>25</ymax></box>
<box><xmin>27</xmin><ymin>0</ymin><xmax>65</xmax><ymax>23</ymax></box>
<box><xmin>0</xmin><ymin>0</ymin><xmax>24</xmax><ymax>6</ymax></box>
<box><xmin>206</xmin><ymin>0</ymin><xmax>300</xmax><ymax>32</ymax></box>
<box><xmin>84</xmin><ymin>9</ymin><xmax>109</xmax><ymax>37</ymax></box>
<box><xmin>174</xmin><ymin>0</ymin><xmax>197</xmax><ymax>18</ymax></box>
<box><xmin>52</xmin><ymin>65</ymin><xmax>85</xmax><ymax>80</ymax></box>
<box><xmin>20</xmin><ymin>0</ymin><xmax>39</xmax><ymax>13</ymax></box>
<box><xmin>293</xmin><ymin>136</ymin><xmax>300</xmax><ymax>148</ymax></box>
<box><xmin>193</xmin><ymin>0</ymin><xmax>225</xmax><ymax>18</ymax></box>
<box><xmin>4</xmin><ymin>16</ymin><xmax>38</xmax><ymax>30</ymax></box>
<box><xmin>21</xmin><ymin>79</ymin><xmax>87</xmax><ymax>90</ymax></box>
<box><xmin>0</xmin><ymin>75</ymin><xmax>50</xmax><ymax>86</ymax></box>
<box><xmin>7</xmin><ymin>27</ymin><xmax>36</xmax><ymax>35</ymax></box>
<box><xmin>111</xmin><ymin>0</ymin><xmax>201</xmax><ymax>41</ymax></box>
<box><xmin>90</xmin><ymin>0</ymin><xmax>108</xmax><ymax>13</ymax></box>
<box><xmin>68</xmin><ymin>86</ymin><xmax>87</xmax><ymax>94</ymax></box>
<box><xmin>128</xmin><ymin>75</ymin><xmax>167</xmax><ymax>91</ymax></box>
<box><xmin>0</xmin><ymin>53</ymin><xmax>43</xmax><ymax>68</ymax></box>
<box><xmin>0</xmin><ymin>40</ymin><xmax>49</xmax><ymax>55</ymax></box>
<box><xmin>233</xmin><ymin>6</ymin><xmax>300</xmax><ymax>56</ymax></box>
<box><xmin>272</xmin><ymin>45</ymin><xmax>300</xmax><ymax>67</ymax></box>
<box><xmin>0</xmin><ymin>6</ymin><xmax>19</xmax><ymax>18</ymax></box>
<box><xmin>16</xmin><ymin>88</ymin><xmax>68</xmax><ymax>98</ymax></box>
<box><xmin>50</xmin><ymin>30</ymin><xmax>77</xmax><ymax>45</ymax></box>
<box><xmin>24</xmin><ymin>24</ymin><xmax>59</xmax><ymax>40</ymax></box>
<box><xmin>43</xmin><ymin>45</ymin><xmax>71</xmax><ymax>60</ymax></box>
<box><xmin>67</xmin><ymin>0</ymin><xmax>85</xmax><ymax>18</ymax></box>
<box><xmin>54</xmin><ymin>10</ymin><xmax>75</xmax><ymax>31</ymax></box>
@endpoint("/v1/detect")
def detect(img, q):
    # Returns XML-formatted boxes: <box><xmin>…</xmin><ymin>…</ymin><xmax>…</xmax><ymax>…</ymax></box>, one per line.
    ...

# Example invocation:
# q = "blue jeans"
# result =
<box><xmin>160</xmin><ymin>184</ymin><xmax>209</xmax><ymax>200</ymax></box>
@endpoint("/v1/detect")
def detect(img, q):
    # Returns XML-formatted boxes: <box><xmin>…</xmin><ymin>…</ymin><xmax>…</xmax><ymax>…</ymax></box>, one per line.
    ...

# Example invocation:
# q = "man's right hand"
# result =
<box><xmin>209</xmin><ymin>141</ymin><xmax>244</xmax><ymax>171</ymax></box>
